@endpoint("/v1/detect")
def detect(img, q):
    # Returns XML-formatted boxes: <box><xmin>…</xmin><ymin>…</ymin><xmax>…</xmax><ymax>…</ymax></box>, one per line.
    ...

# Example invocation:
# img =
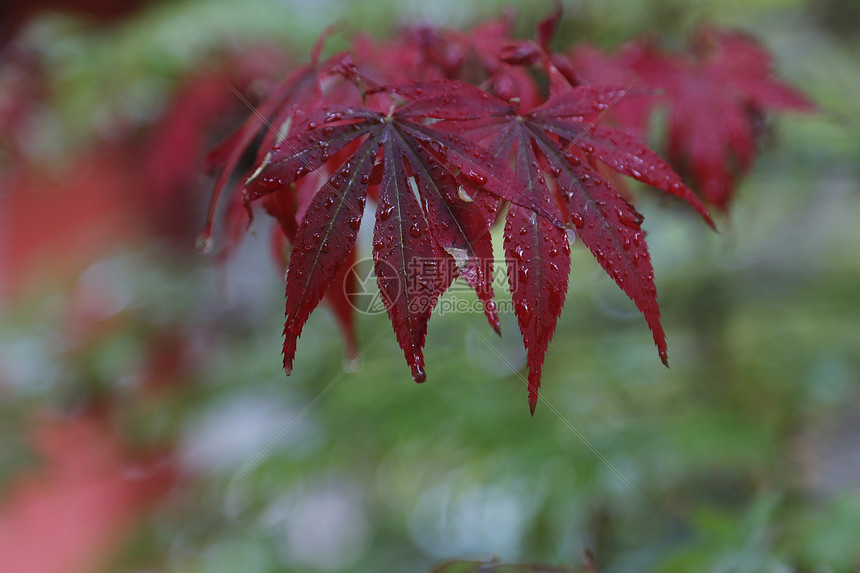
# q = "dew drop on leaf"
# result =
<box><xmin>378</xmin><ymin>204</ymin><xmax>394</xmax><ymax>221</ymax></box>
<box><xmin>466</xmin><ymin>169</ymin><xmax>487</xmax><ymax>185</ymax></box>
<box><xmin>617</xmin><ymin>209</ymin><xmax>640</xmax><ymax>228</ymax></box>
<box><xmin>411</xmin><ymin>363</ymin><xmax>426</xmax><ymax>383</ymax></box>
<box><xmin>516</xmin><ymin>300</ymin><xmax>532</xmax><ymax>326</ymax></box>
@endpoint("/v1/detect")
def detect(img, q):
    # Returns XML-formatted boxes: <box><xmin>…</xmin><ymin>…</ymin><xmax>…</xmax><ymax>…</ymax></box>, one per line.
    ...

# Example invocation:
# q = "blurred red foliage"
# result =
<box><xmin>1</xmin><ymin>0</ymin><xmax>149</xmax><ymax>46</ymax></box>
<box><xmin>0</xmin><ymin>412</ymin><xmax>175</xmax><ymax>573</ymax></box>
<box><xmin>0</xmin><ymin>150</ymin><xmax>145</xmax><ymax>301</ymax></box>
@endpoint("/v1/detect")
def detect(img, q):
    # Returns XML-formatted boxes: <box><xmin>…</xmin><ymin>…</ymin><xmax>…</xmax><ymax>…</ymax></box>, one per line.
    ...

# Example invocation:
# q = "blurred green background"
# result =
<box><xmin>1</xmin><ymin>0</ymin><xmax>859</xmax><ymax>572</ymax></box>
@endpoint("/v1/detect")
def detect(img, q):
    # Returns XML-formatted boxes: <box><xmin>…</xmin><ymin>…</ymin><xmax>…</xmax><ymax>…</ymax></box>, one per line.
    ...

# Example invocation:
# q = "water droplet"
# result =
<box><xmin>257</xmin><ymin>176</ymin><xmax>281</xmax><ymax>191</ymax></box>
<box><xmin>466</xmin><ymin>170</ymin><xmax>487</xmax><ymax>185</ymax></box>
<box><xmin>518</xmin><ymin>265</ymin><xmax>530</xmax><ymax>283</ymax></box>
<box><xmin>572</xmin><ymin>213</ymin><xmax>584</xmax><ymax>228</ymax></box>
<box><xmin>516</xmin><ymin>300</ymin><xmax>532</xmax><ymax>326</ymax></box>
<box><xmin>617</xmin><ymin>209</ymin><xmax>641</xmax><ymax>228</ymax></box>
<box><xmin>410</xmin><ymin>224</ymin><xmax>421</xmax><ymax>238</ymax></box>
<box><xmin>378</xmin><ymin>204</ymin><xmax>394</xmax><ymax>221</ymax></box>
<box><xmin>411</xmin><ymin>362</ymin><xmax>426</xmax><ymax>383</ymax></box>
<box><xmin>564</xmin><ymin>231</ymin><xmax>574</xmax><ymax>249</ymax></box>
<box><xmin>287</xmin><ymin>319</ymin><xmax>302</xmax><ymax>335</ymax></box>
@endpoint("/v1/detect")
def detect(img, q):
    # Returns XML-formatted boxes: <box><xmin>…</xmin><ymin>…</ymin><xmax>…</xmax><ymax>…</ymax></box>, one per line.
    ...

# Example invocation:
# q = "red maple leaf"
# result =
<box><xmin>201</xmin><ymin>35</ymin><xmax>367</xmax><ymax>358</ymax></box>
<box><xmin>350</xmin><ymin>12</ymin><xmax>545</xmax><ymax>112</ymax></box>
<box><xmin>566</xmin><ymin>28</ymin><xmax>815</xmax><ymax>211</ymax></box>
<box><xmin>423</xmin><ymin>77</ymin><xmax>713</xmax><ymax>412</ymax></box>
<box><xmin>202</xmin><ymin>12</ymin><xmax>806</xmax><ymax>412</ymax></box>
<box><xmin>226</xmin><ymin>66</ymin><xmax>712</xmax><ymax>410</ymax></box>
<box><xmin>201</xmin><ymin>15</ymin><xmax>718</xmax><ymax>412</ymax></box>
<box><xmin>242</xmin><ymin>81</ymin><xmax>562</xmax><ymax>383</ymax></box>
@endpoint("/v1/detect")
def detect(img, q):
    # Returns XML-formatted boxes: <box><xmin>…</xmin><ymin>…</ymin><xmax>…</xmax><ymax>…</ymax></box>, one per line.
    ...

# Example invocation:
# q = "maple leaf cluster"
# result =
<box><xmin>561</xmin><ymin>27</ymin><xmax>816</xmax><ymax>210</ymax></box>
<box><xmin>203</xmin><ymin>7</ymin><xmax>811</xmax><ymax>413</ymax></box>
